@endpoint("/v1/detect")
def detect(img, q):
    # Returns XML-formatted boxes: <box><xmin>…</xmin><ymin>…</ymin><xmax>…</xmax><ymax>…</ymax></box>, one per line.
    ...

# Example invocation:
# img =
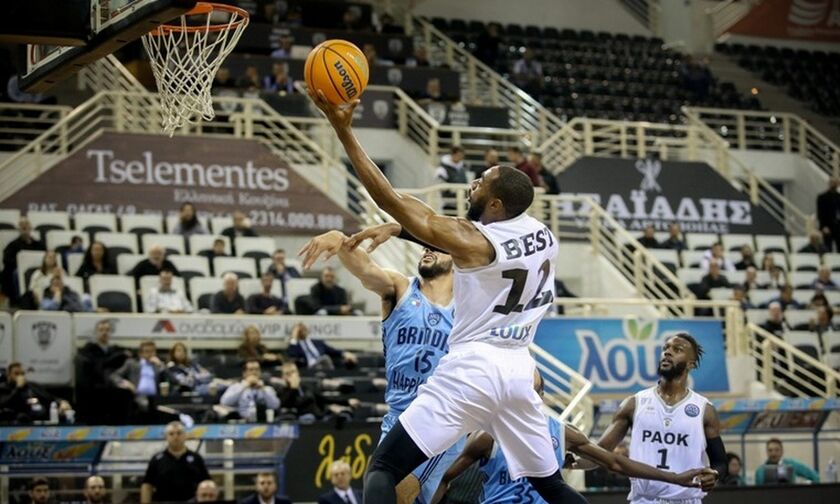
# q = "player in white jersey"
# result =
<box><xmin>308</xmin><ymin>88</ymin><xmax>579</xmax><ymax>503</ymax></box>
<box><xmin>597</xmin><ymin>333</ymin><xmax>726</xmax><ymax>504</ymax></box>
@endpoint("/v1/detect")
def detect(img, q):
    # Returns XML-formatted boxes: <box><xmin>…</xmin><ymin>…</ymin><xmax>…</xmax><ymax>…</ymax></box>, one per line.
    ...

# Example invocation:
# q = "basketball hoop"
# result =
<box><xmin>142</xmin><ymin>2</ymin><xmax>249</xmax><ymax>136</ymax></box>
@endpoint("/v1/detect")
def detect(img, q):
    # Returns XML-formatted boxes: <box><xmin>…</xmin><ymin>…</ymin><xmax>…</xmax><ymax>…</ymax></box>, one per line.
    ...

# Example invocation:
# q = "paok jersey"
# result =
<box><xmin>479</xmin><ymin>415</ymin><xmax>565</xmax><ymax>503</ymax></box>
<box><xmin>629</xmin><ymin>387</ymin><xmax>709</xmax><ymax>502</ymax></box>
<box><xmin>451</xmin><ymin>213</ymin><xmax>557</xmax><ymax>348</ymax></box>
<box><xmin>381</xmin><ymin>277</ymin><xmax>454</xmax><ymax>413</ymax></box>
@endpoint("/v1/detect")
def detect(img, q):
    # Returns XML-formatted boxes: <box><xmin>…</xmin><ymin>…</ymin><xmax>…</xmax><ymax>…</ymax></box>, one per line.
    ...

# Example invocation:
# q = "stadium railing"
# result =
<box><xmin>530</xmin><ymin>343</ymin><xmax>594</xmax><ymax>432</ymax></box>
<box><xmin>684</xmin><ymin>106</ymin><xmax>840</xmax><ymax>178</ymax></box>
<box><xmin>0</xmin><ymin>102</ymin><xmax>71</xmax><ymax>151</ymax></box>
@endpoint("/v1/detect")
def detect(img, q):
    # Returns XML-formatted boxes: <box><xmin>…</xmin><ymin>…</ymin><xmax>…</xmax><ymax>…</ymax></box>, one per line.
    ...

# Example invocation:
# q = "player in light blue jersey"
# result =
<box><xmin>300</xmin><ymin>225</ymin><xmax>462</xmax><ymax>504</ymax></box>
<box><xmin>431</xmin><ymin>372</ymin><xmax>715</xmax><ymax>504</ymax></box>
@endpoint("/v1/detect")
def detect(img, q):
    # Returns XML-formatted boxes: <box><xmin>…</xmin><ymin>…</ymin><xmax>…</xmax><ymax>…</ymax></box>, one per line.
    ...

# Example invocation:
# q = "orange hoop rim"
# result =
<box><xmin>148</xmin><ymin>2</ymin><xmax>249</xmax><ymax>36</ymax></box>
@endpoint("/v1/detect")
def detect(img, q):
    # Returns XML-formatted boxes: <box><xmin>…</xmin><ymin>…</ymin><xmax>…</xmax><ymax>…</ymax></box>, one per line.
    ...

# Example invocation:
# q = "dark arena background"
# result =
<box><xmin>0</xmin><ymin>0</ymin><xmax>839</xmax><ymax>503</ymax></box>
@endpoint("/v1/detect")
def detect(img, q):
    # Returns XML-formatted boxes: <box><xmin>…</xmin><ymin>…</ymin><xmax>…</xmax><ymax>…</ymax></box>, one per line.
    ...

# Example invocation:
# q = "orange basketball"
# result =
<box><xmin>304</xmin><ymin>39</ymin><xmax>369</xmax><ymax>105</ymax></box>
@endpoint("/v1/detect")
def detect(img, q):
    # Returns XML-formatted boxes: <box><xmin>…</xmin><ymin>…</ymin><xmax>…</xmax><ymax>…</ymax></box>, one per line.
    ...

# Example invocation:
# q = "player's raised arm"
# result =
<box><xmin>597</xmin><ymin>396</ymin><xmax>635</xmax><ymax>451</ymax></box>
<box><xmin>307</xmin><ymin>89</ymin><xmax>490</xmax><ymax>267</ymax></box>
<box><xmin>430</xmin><ymin>432</ymin><xmax>494</xmax><ymax>504</ymax></box>
<box><xmin>565</xmin><ymin>425</ymin><xmax>716</xmax><ymax>491</ymax></box>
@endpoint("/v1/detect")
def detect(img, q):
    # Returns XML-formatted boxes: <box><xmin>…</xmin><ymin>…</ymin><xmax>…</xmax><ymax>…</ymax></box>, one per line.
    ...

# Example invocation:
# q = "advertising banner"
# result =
<box><xmin>0</xmin><ymin>311</ymin><xmax>12</xmax><ymax>370</ymax></box>
<box><xmin>13</xmin><ymin>311</ymin><xmax>73</xmax><ymax>385</ymax></box>
<box><xmin>534</xmin><ymin>318</ymin><xmax>729</xmax><ymax>393</ymax></box>
<box><xmin>283</xmin><ymin>422</ymin><xmax>379</xmax><ymax>501</ymax></box>
<box><xmin>557</xmin><ymin>157</ymin><xmax>783</xmax><ymax>234</ymax></box>
<box><xmin>73</xmin><ymin>313</ymin><xmax>381</xmax><ymax>342</ymax></box>
<box><xmin>1</xmin><ymin>132</ymin><xmax>358</xmax><ymax>235</ymax></box>
<box><xmin>0</xmin><ymin>441</ymin><xmax>101</xmax><ymax>464</ymax></box>
<box><xmin>0</xmin><ymin>423</ymin><xmax>298</xmax><ymax>442</ymax></box>
<box><xmin>729</xmin><ymin>0</ymin><xmax>840</xmax><ymax>42</ymax></box>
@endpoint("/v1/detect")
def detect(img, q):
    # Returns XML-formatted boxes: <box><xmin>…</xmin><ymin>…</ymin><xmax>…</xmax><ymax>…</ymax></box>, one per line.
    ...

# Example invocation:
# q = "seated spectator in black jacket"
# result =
<box><xmin>660</xmin><ymin>223</ymin><xmax>686</xmax><ymax>252</ymax></box>
<box><xmin>276</xmin><ymin>361</ymin><xmax>359</xmax><ymax>420</ymax></box>
<box><xmin>40</xmin><ymin>274</ymin><xmax>89</xmax><ymax>312</ymax></box>
<box><xmin>222</xmin><ymin>210</ymin><xmax>258</xmax><ymax>241</ymax></box>
<box><xmin>287</xmin><ymin>323</ymin><xmax>357</xmax><ymax>370</ymax></box>
<box><xmin>247</xmin><ymin>271</ymin><xmax>289</xmax><ymax>315</ymax></box>
<box><xmin>0</xmin><ymin>362</ymin><xmax>72</xmax><ymax>423</ymax></box>
<box><xmin>813</xmin><ymin>266</ymin><xmax>838</xmax><ymax>291</ymax></box>
<box><xmin>267</xmin><ymin>249</ymin><xmax>300</xmax><ymax>306</ymax></box>
<box><xmin>742</xmin><ymin>266</ymin><xmax>766</xmax><ymax>292</ymax></box>
<box><xmin>734</xmin><ymin>245</ymin><xmax>757</xmax><ymax>270</ymax></box>
<box><xmin>131</xmin><ymin>245</ymin><xmax>180</xmax><ymax>284</ymax></box>
<box><xmin>799</xmin><ymin>231</ymin><xmax>829</xmax><ymax>255</ymax></box>
<box><xmin>76</xmin><ymin>241</ymin><xmax>116</xmax><ymax>289</ymax></box>
<box><xmin>809</xmin><ymin>305</ymin><xmax>839</xmax><ymax>336</ymax></box>
<box><xmin>165</xmin><ymin>342</ymin><xmax>216</xmax><ymax>396</ymax></box>
<box><xmin>210</xmin><ymin>272</ymin><xmax>246</xmax><ymax>314</ymax></box>
<box><xmin>76</xmin><ymin>320</ymin><xmax>131</xmax><ymax>423</ymax></box>
<box><xmin>310</xmin><ymin>267</ymin><xmax>358</xmax><ymax>316</ymax></box>
<box><xmin>761</xmin><ymin>302</ymin><xmax>791</xmax><ymax>337</ymax></box>
<box><xmin>171</xmin><ymin>202</ymin><xmax>208</xmax><ymax>237</ymax></box>
<box><xmin>700</xmin><ymin>262</ymin><xmax>731</xmax><ymax>295</ymax></box>
<box><xmin>768</xmin><ymin>285</ymin><xmax>804</xmax><ymax>311</ymax></box>
<box><xmin>238</xmin><ymin>325</ymin><xmax>282</xmax><ymax>365</ymax></box>
<box><xmin>239</xmin><ymin>472</ymin><xmax>293</xmax><ymax>504</ymax></box>
<box><xmin>1</xmin><ymin>217</ymin><xmax>45</xmax><ymax>302</ymax></box>
<box><xmin>636</xmin><ymin>225</ymin><xmax>659</xmax><ymax>248</ymax></box>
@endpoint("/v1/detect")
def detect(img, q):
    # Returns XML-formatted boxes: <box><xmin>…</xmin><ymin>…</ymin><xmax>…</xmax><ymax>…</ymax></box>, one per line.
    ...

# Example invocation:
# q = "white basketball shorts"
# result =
<box><xmin>400</xmin><ymin>341</ymin><xmax>559</xmax><ymax>480</ymax></box>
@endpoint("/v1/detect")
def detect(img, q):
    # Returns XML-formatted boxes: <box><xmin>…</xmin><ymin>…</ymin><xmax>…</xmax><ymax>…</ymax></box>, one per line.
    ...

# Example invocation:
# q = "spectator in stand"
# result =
<box><xmin>512</xmin><ymin>47</ymin><xmax>543</xmax><ymax>96</ymax></box>
<box><xmin>341</xmin><ymin>7</ymin><xmax>363</xmax><ymax>31</ymax></box>
<box><xmin>144</xmin><ymin>269</ymin><xmax>192</xmax><ymax>314</ymax></box>
<box><xmin>701</xmin><ymin>242</ymin><xmax>735</xmax><ymax>273</ymax></box>
<box><xmin>734</xmin><ymin>245</ymin><xmax>757</xmax><ymax>270</ymax></box>
<box><xmin>318</xmin><ymin>460</ymin><xmax>363</xmax><ymax>504</ymax></box>
<box><xmin>813</xmin><ymin>265</ymin><xmax>838</xmax><ymax>290</ymax></box>
<box><xmin>267</xmin><ymin>249</ymin><xmax>300</xmax><ymax>305</ymax></box>
<box><xmin>435</xmin><ymin>146</ymin><xmax>467</xmax><ymax>185</ymax></box>
<box><xmin>220</xmin><ymin>360</ymin><xmax>280</xmax><ymax>420</ymax></box>
<box><xmin>807</xmin><ymin>292</ymin><xmax>829</xmax><ymax>310</ymax></box>
<box><xmin>363</xmin><ymin>42</ymin><xmax>393</xmax><ymax>67</ymax></box>
<box><xmin>238</xmin><ymin>325</ymin><xmax>282</xmax><ymax>364</ymax></box>
<box><xmin>110</xmin><ymin>341</ymin><xmax>164</xmax><ymax>420</ymax></box>
<box><xmin>406</xmin><ymin>45</ymin><xmax>430</xmax><ymax>67</ymax></box>
<box><xmin>263</xmin><ymin>62</ymin><xmax>294</xmax><ymax>95</ymax></box>
<box><xmin>247</xmin><ymin>271</ymin><xmax>289</xmax><ymax>315</ymax></box>
<box><xmin>473</xmin><ymin>148</ymin><xmax>498</xmax><ymax>179</ymax></box>
<box><xmin>474</xmin><ymin>22</ymin><xmax>501</xmax><ymax>67</ymax></box>
<box><xmin>720</xmin><ymin>453</ymin><xmax>744</xmax><ymax>486</ymax></box>
<box><xmin>0</xmin><ymin>362</ymin><xmax>73</xmax><ymax>424</ymax></box>
<box><xmin>754</xmin><ymin>438</ymin><xmax>819</xmax><ymax>485</ymax></box>
<box><xmin>214</xmin><ymin>67</ymin><xmax>236</xmax><ymax>88</ymax></box>
<box><xmin>222</xmin><ymin>211</ymin><xmax>258</xmax><ymax>240</ymax></box>
<box><xmin>417</xmin><ymin>77</ymin><xmax>444</xmax><ymax>109</ymax></box>
<box><xmin>141</xmin><ymin>421</ymin><xmax>211</xmax><ymax>504</ymax></box>
<box><xmin>63</xmin><ymin>235</ymin><xmax>85</xmax><ymax>266</ymax></box>
<box><xmin>165</xmin><ymin>342</ymin><xmax>215</xmax><ymax>396</ymax></box>
<box><xmin>531</xmin><ymin>153</ymin><xmax>560</xmax><ymax>195</ymax></box>
<box><xmin>680</xmin><ymin>56</ymin><xmax>712</xmax><ymax>101</ymax></box>
<box><xmin>194</xmin><ymin>480</ymin><xmax>219</xmax><ymax>503</ymax></box>
<box><xmin>660</xmin><ymin>223</ymin><xmax>686</xmax><ymax>252</ymax></box>
<box><xmin>377</xmin><ymin>12</ymin><xmax>404</xmax><ymax>34</ymax></box>
<box><xmin>83</xmin><ymin>475</ymin><xmax>108</xmax><ymax>504</ymax></box>
<box><xmin>131</xmin><ymin>245</ymin><xmax>180</xmax><ymax>283</ymax></box>
<box><xmin>637</xmin><ymin>225</ymin><xmax>659</xmax><ymax>248</ymax></box>
<box><xmin>28</xmin><ymin>250</ymin><xmax>64</xmax><ymax>305</ymax></box>
<box><xmin>270</xmin><ymin>34</ymin><xmax>295</xmax><ymax>59</ymax></box>
<box><xmin>817</xmin><ymin>177</ymin><xmax>840</xmax><ymax>252</ymax></box>
<box><xmin>1</xmin><ymin>216</ymin><xmax>45</xmax><ymax>302</ymax></box>
<box><xmin>237</xmin><ymin>65</ymin><xmax>261</xmax><ymax>90</ymax></box>
<box><xmin>761</xmin><ymin>302</ymin><xmax>790</xmax><ymax>337</ymax></box>
<box><xmin>211</xmin><ymin>272</ymin><xmax>246</xmax><ymax>314</ymax></box>
<box><xmin>287</xmin><ymin>322</ymin><xmax>356</xmax><ymax>370</ymax></box>
<box><xmin>172</xmin><ymin>203</ymin><xmax>207</xmax><ymax>237</ymax></box>
<box><xmin>809</xmin><ymin>305</ymin><xmax>839</xmax><ymax>336</ymax></box>
<box><xmin>200</xmin><ymin>238</ymin><xmax>229</xmax><ymax>265</ymax></box>
<box><xmin>276</xmin><ymin>361</ymin><xmax>359</xmax><ymax>421</ymax></box>
<box><xmin>76</xmin><ymin>320</ymin><xmax>130</xmax><ymax>424</ymax></box>
<box><xmin>76</xmin><ymin>241</ymin><xmax>116</xmax><ymax>288</ymax></box>
<box><xmin>506</xmin><ymin>146</ymin><xmax>541</xmax><ymax>187</ymax></box>
<box><xmin>765</xmin><ymin>265</ymin><xmax>787</xmax><ymax>290</ymax></box>
<box><xmin>240</xmin><ymin>472</ymin><xmax>292</xmax><ymax>504</ymax></box>
<box><xmin>700</xmin><ymin>261</ymin><xmax>731</xmax><ymax>293</ymax></box>
<box><xmin>761</xmin><ymin>254</ymin><xmax>783</xmax><ymax>274</ymax></box>
<box><xmin>731</xmin><ymin>285</ymin><xmax>753</xmax><ymax>310</ymax></box>
<box><xmin>743</xmin><ymin>266</ymin><xmax>766</xmax><ymax>291</ymax></box>
<box><xmin>309</xmin><ymin>267</ymin><xmax>358</xmax><ymax>316</ymax></box>
<box><xmin>770</xmin><ymin>285</ymin><xmax>804</xmax><ymax>311</ymax></box>
<box><xmin>41</xmin><ymin>273</ymin><xmax>90</xmax><ymax>312</ymax></box>
<box><xmin>27</xmin><ymin>478</ymin><xmax>51</xmax><ymax>504</ymax></box>
<box><xmin>799</xmin><ymin>231</ymin><xmax>829</xmax><ymax>255</ymax></box>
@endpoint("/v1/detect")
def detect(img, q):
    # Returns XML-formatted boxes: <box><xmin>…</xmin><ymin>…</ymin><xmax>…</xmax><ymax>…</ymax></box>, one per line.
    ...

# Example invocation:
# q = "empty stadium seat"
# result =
<box><xmin>234</xmin><ymin>236</ymin><xmax>275</xmax><ymax>261</ymax></box>
<box><xmin>789</xmin><ymin>271</ymin><xmax>815</xmax><ymax>289</ymax></box>
<box><xmin>189</xmin><ymin>277</ymin><xmax>224</xmax><ymax>311</ymax></box>
<box><xmin>168</xmin><ymin>255</ymin><xmax>211</xmax><ymax>281</ymax></box>
<box><xmin>822</xmin><ymin>331</ymin><xmax>840</xmax><ymax>369</ymax></box>
<box><xmin>141</xmin><ymin>234</ymin><xmax>186</xmax><ymax>256</ymax></box>
<box><xmin>66</xmin><ymin>253</ymin><xmax>85</xmax><ymax>278</ymax></box>
<box><xmin>62</xmin><ymin>275</ymin><xmax>85</xmax><ymax>296</ymax></box>
<box><xmin>793</xmin><ymin>289</ymin><xmax>816</xmax><ymax>306</ymax></box>
<box><xmin>722</xmin><ymin>234</ymin><xmax>754</xmax><ymax>252</ymax></box>
<box><xmin>709</xmin><ymin>288</ymin><xmax>733</xmax><ymax>301</ymax></box>
<box><xmin>685</xmin><ymin>233</ymin><xmax>718</xmax><ymax>250</ymax></box>
<box><xmin>209</xmin><ymin>216</ymin><xmax>233</xmax><ymax>234</ymax></box>
<box><xmin>116</xmin><ymin>254</ymin><xmax>146</xmax><ymax>275</ymax></box>
<box><xmin>17</xmin><ymin>250</ymin><xmax>45</xmax><ymax>292</ymax></box>
<box><xmin>824</xmin><ymin>253</ymin><xmax>840</xmax><ymax>272</ymax></box>
<box><xmin>728</xmin><ymin>270</ymin><xmax>746</xmax><ymax>284</ymax></box>
<box><xmin>677</xmin><ymin>268</ymin><xmax>704</xmax><ymax>286</ymax></box>
<box><xmin>90</xmin><ymin>274</ymin><xmax>137</xmax><ymax>312</ymax></box>
<box><xmin>45</xmin><ymin>230</ymin><xmax>89</xmax><ymax>256</ymax></box>
<box><xmin>27</xmin><ymin>211</ymin><xmax>69</xmax><ymax>233</ymax></box>
<box><xmin>213</xmin><ymin>256</ymin><xmax>257</xmax><ymax>278</ymax></box>
<box><xmin>790</xmin><ymin>253</ymin><xmax>821</xmax><ymax>272</ymax></box>
<box><xmin>746</xmin><ymin>308</ymin><xmax>768</xmax><ymax>325</ymax></box>
<box><xmin>783</xmin><ymin>331</ymin><xmax>822</xmax><ymax>362</ymax></box>
<box><xmin>681</xmin><ymin>250</ymin><xmax>707</xmax><ymax>268</ymax></box>
<box><xmin>749</xmin><ymin>289</ymin><xmax>778</xmax><ymax>307</ymax></box>
<box><xmin>789</xmin><ymin>236</ymin><xmax>810</xmax><ymax>254</ymax></box>
<box><xmin>139</xmin><ymin>274</ymin><xmax>187</xmax><ymax>311</ymax></box>
<box><xmin>0</xmin><ymin>209</ymin><xmax>20</xmax><ymax>229</ymax></box>
<box><xmin>120</xmin><ymin>214</ymin><xmax>163</xmax><ymax>235</ymax></box>
<box><xmin>755</xmin><ymin>235</ymin><xmax>789</xmax><ymax>254</ymax></box>
<box><xmin>189</xmin><ymin>235</ymin><xmax>231</xmax><ymax>256</ymax></box>
<box><xmin>95</xmin><ymin>232</ymin><xmax>139</xmax><ymax>258</ymax></box>
<box><xmin>286</xmin><ymin>278</ymin><xmax>318</xmax><ymax>307</ymax></box>
<box><xmin>649</xmin><ymin>249</ymin><xmax>679</xmax><ymax>270</ymax></box>
<box><xmin>73</xmin><ymin>212</ymin><xmax>117</xmax><ymax>234</ymax></box>
<box><xmin>826</xmin><ymin>290</ymin><xmax>840</xmax><ymax>307</ymax></box>
<box><xmin>784</xmin><ymin>310</ymin><xmax>814</xmax><ymax>330</ymax></box>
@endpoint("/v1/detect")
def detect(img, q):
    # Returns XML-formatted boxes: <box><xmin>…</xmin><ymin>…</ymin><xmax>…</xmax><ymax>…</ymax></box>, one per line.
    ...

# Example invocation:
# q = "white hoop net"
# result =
<box><xmin>141</xmin><ymin>4</ymin><xmax>248</xmax><ymax>136</ymax></box>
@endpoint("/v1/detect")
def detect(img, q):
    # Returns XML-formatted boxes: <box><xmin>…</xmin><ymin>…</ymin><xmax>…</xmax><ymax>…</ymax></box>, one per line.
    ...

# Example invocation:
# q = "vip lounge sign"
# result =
<box><xmin>1</xmin><ymin>132</ymin><xmax>358</xmax><ymax>234</ymax></box>
<box><xmin>557</xmin><ymin>157</ymin><xmax>783</xmax><ymax>234</ymax></box>
<box><xmin>729</xmin><ymin>0</ymin><xmax>840</xmax><ymax>42</ymax></box>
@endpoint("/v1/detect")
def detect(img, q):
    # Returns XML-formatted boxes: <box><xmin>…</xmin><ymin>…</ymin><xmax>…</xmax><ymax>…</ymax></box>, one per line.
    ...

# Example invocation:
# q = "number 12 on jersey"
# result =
<box><xmin>493</xmin><ymin>259</ymin><xmax>554</xmax><ymax>315</ymax></box>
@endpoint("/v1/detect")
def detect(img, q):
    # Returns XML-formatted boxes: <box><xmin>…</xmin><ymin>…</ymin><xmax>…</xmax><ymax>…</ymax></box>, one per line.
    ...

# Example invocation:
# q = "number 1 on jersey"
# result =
<box><xmin>656</xmin><ymin>448</ymin><xmax>669</xmax><ymax>469</ymax></box>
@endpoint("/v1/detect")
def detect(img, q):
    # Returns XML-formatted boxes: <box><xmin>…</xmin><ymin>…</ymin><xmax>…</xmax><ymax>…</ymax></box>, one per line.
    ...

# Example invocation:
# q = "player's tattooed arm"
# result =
<box><xmin>430</xmin><ymin>432</ymin><xmax>494</xmax><ymax>504</ymax></box>
<box><xmin>597</xmin><ymin>395</ymin><xmax>635</xmax><ymax>451</ymax></box>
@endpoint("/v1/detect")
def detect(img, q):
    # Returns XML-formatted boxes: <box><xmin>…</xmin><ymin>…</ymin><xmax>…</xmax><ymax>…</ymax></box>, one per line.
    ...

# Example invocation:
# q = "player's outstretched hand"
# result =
<box><xmin>673</xmin><ymin>468</ymin><xmax>718</xmax><ymax>490</ymax></box>
<box><xmin>306</xmin><ymin>88</ymin><xmax>360</xmax><ymax>130</ymax></box>
<box><xmin>299</xmin><ymin>230</ymin><xmax>345</xmax><ymax>270</ymax></box>
<box><xmin>345</xmin><ymin>222</ymin><xmax>402</xmax><ymax>253</ymax></box>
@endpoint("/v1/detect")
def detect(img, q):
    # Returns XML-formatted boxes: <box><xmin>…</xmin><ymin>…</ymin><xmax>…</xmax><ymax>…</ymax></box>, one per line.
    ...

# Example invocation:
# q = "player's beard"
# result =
<box><xmin>467</xmin><ymin>196</ymin><xmax>486</xmax><ymax>221</ymax></box>
<box><xmin>658</xmin><ymin>360</ymin><xmax>687</xmax><ymax>380</ymax></box>
<box><xmin>419</xmin><ymin>261</ymin><xmax>451</xmax><ymax>279</ymax></box>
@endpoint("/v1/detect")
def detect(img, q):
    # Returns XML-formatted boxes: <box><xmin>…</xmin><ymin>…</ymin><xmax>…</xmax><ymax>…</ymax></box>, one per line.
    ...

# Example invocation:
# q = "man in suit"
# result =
<box><xmin>817</xmin><ymin>177</ymin><xmax>840</xmax><ymax>251</ymax></box>
<box><xmin>110</xmin><ymin>340</ymin><xmax>164</xmax><ymax>423</ymax></box>
<box><xmin>318</xmin><ymin>461</ymin><xmax>362</xmax><ymax>504</ymax></box>
<box><xmin>76</xmin><ymin>320</ymin><xmax>130</xmax><ymax>424</ymax></box>
<box><xmin>286</xmin><ymin>323</ymin><xmax>357</xmax><ymax>370</ymax></box>
<box><xmin>222</xmin><ymin>211</ymin><xmax>258</xmax><ymax>241</ymax></box>
<box><xmin>238</xmin><ymin>472</ymin><xmax>292</xmax><ymax>504</ymax></box>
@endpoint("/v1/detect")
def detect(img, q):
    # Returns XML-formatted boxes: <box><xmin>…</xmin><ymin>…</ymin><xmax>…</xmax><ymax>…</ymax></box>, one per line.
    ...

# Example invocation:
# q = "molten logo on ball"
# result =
<box><xmin>333</xmin><ymin>61</ymin><xmax>358</xmax><ymax>98</ymax></box>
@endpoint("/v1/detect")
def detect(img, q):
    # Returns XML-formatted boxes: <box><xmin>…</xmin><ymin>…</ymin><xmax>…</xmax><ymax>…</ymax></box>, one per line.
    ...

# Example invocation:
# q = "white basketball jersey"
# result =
<box><xmin>450</xmin><ymin>213</ymin><xmax>557</xmax><ymax>348</ymax></box>
<box><xmin>629</xmin><ymin>387</ymin><xmax>709</xmax><ymax>501</ymax></box>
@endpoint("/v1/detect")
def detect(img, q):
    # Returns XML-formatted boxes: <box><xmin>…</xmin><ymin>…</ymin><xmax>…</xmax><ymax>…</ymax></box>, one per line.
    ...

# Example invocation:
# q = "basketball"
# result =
<box><xmin>304</xmin><ymin>39</ymin><xmax>369</xmax><ymax>105</ymax></box>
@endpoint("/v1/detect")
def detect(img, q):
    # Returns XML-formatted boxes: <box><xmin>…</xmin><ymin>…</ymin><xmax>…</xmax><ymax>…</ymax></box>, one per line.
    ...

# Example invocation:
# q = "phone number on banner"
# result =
<box><xmin>248</xmin><ymin>211</ymin><xmax>344</xmax><ymax>230</ymax></box>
